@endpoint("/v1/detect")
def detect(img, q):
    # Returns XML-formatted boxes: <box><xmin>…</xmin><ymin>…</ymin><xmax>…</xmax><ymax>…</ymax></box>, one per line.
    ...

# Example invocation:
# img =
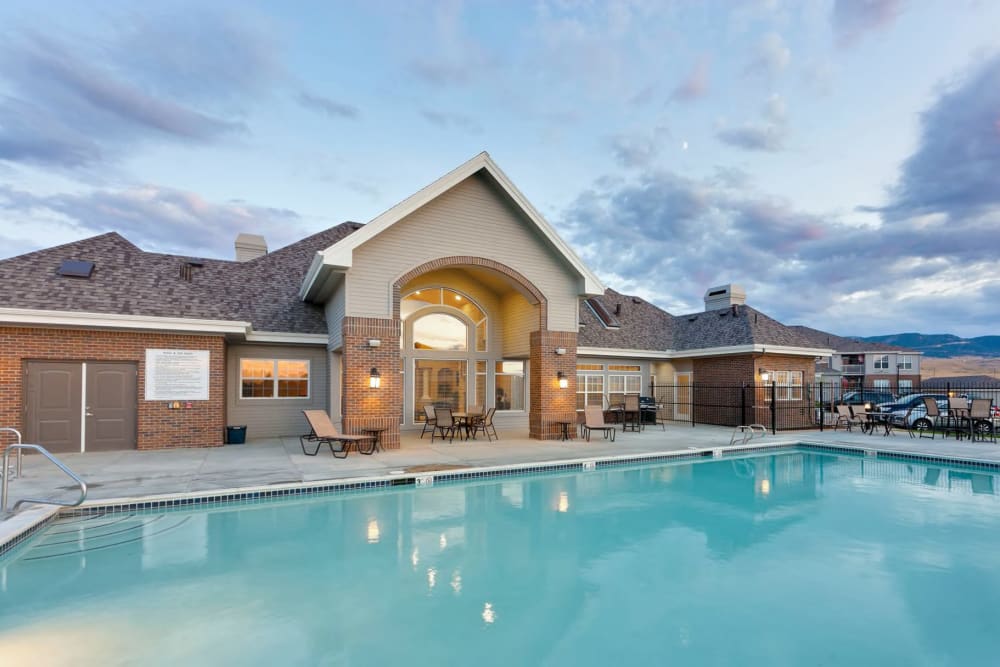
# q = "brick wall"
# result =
<box><xmin>0</xmin><ymin>326</ymin><xmax>225</xmax><ymax>452</ymax></box>
<box><xmin>342</xmin><ymin>317</ymin><xmax>402</xmax><ymax>449</ymax></box>
<box><xmin>690</xmin><ymin>354</ymin><xmax>815</xmax><ymax>428</ymax></box>
<box><xmin>529</xmin><ymin>330</ymin><xmax>578</xmax><ymax>439</ymax></box>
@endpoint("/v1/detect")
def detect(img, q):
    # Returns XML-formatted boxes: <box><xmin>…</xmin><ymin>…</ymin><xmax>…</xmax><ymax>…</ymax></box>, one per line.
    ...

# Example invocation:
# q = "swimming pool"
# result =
<box><xmin>3</xmin><ymin>448</ymin><xmax>1000</xmax><ymax>666</ymax></box>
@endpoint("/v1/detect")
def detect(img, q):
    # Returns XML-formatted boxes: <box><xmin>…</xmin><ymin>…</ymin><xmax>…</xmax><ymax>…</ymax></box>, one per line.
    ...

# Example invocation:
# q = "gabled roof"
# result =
<box><xmin>579</xmin><ymin>289</ymin><xmax>674</xmax><ymax>352</ymax></box>
<box><xmin>300</xmin><ymin>151</ymin><xmax>605</xmax><ymax>301</ymax></box>
<box><xmin>921</xmin><ymin>375</ymin><xmax>1000</xmax><ymax>389</ymax></box>
<box><xmin>0</xmin><ymin>224</ymin><xmax>360</xmax><ymax>335</ymax></box>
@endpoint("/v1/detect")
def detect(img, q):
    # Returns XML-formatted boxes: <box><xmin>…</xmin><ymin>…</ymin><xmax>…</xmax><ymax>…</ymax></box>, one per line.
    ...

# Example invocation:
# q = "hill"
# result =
<box><xmin>859</xmin><ymin>333</ymin><xmax>1000</xmax><ymax>358</ymax></box>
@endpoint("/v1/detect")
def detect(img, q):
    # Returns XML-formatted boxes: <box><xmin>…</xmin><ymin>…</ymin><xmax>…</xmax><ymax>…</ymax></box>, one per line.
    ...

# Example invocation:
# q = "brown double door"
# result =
<box><xmin>25</xmin><ymin>362</ymin><xmax>137</xmax><ymax>453</ymax></box>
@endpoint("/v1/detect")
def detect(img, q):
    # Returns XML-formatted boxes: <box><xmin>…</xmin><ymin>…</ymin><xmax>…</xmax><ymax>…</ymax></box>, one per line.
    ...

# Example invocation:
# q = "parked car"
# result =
<box><xmin>840</xmin><ymin>391</ymin><xmax>895</xmax><ymax>407</ymax></box>
<box><xmin>876</xmin><ymin>393</ymin><xmax>950</xmax><ymax>429</ymax></box>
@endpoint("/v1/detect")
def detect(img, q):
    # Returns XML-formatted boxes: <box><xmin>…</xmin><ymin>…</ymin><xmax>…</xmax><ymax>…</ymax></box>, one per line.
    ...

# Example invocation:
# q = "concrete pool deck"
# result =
<box><xmin>4</xmin><ymin>425</ymin><xmax>1000</xmax><ymax>513</ymax></box>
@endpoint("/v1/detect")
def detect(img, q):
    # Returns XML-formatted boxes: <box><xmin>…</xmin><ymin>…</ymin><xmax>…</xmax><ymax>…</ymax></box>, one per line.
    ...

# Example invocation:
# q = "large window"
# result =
<box><xmin>240</xmin><ymin>359</ymin><xmax>309</xmax><ymax>399</ymax></box>
<box><xmin>402</xmin><ymin>287</ymin><xmax>486</xmax><ymax>352</ymax></box>
<box><xmin>873</xmin><ymin>379</ymin><xmax>890</xmax><ymax>391</ymax></box>
<box><xmin>607</xmin><ymin>373</ymin><xmax>642</xmax><ymax>406</ymax></box>
<box><xmin>874</xmin><ymin>355</ymin><xmax>889</xmax><ymax>370</ymax></box>
<box><xmin>414</xmin><ymin>359</ymin><xmax>467</xmax><ymax>421</ymax></box>
<box><xmin>496</xmin><ymin>361</ymin><xmax>525</xmax><ymax>411</ymax></box>
<box><xmin>898</xmin><ymin>355</ymin><xmax>913</xmax><ymax>370</ymax></box>
<box><xmin>898</xmin><ymin>379</ymin><xmax>913</xmax><ymax>393</ymax></box>
<box><xmin>577</xmin><ymin>374</ymin><xmax>604</xmax><ymax>411</ymax></box>
<box><xmin>766</xmin><ymin>370</ymin><xmax>803</xmax><ymax>401</ymax></box>
<box><xmin>413</xmin><ymin>313</ymin><xmax>467</xmax><ymax>351</ymax></box>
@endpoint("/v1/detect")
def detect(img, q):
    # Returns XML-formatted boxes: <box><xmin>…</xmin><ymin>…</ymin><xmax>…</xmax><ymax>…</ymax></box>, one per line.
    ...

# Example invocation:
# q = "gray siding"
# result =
<box><xmin>325</xmin><ymin>286</ymin><xmax>346</xmax><ymax>351</ymax></box>
<box><xmin>347</xmin><ymin>173</ymin><xmax>581</xmax><ymax>331</ymax></box>
<box><xmin>227</xmin><ymin>344</ymin><xmax>329</xmax><ymax>438</ymax></box>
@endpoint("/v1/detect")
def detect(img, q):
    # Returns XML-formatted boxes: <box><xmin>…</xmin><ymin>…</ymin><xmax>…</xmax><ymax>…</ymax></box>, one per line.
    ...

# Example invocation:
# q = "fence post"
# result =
<box><xmin>741</xmin><ymin>383</ymin><xmax>747</xmax><ymax>426</ymax></box>
<box><xmin>770</xmin><ymin>381</ymin><xmax>777</xmax><ymax>434</ymax></box>
<box><xmin>819</xmin><ymin>382</ymin><xmax>824</xmax><ymax>432</ymax></box>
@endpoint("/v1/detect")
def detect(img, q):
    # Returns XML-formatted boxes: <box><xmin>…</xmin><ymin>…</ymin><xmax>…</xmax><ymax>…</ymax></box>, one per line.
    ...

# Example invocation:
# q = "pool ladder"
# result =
<box><xmin>729</xmin><ymin>424</ymin><xmax>768</xmax><ymax>447</ymax></box>
<box><xmin>1</xmin><ymin>428</ymin><xmax>88</xmax><ymax>514</ymax></box>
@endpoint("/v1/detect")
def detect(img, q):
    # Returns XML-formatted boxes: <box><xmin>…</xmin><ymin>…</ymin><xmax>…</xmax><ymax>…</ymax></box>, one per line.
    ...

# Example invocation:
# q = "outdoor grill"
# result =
<box><xmin>639</xmin><ymin>396</ymin><xmax>658</xmax><ymax>424</ymax></box>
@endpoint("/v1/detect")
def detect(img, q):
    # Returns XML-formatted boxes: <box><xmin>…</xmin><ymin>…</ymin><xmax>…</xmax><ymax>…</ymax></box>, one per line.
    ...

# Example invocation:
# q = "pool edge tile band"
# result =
<box><xmin>5</xmin><ymin>439</ymin><xmax>1000</xmax><ymax>562</ymax></box>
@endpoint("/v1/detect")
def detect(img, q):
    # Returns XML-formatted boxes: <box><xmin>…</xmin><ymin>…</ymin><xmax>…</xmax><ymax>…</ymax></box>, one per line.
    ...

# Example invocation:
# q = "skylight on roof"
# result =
<box><xmin>57</xmin><ymin>260</ymin><xmax>94</xmax><ymax>278</ymax></box>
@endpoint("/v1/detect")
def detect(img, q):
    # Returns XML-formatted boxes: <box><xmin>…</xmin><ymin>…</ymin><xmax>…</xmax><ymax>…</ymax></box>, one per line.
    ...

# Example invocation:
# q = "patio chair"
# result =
<box><xmin>420</xmin><ymin>405</ymin><xmax>436</xmax><ymax>439</ymax></box>
<box><xmin>834</xmin><ymin>405</ymin><xmax>862</xmax><ymax>432</ymax></box>
<box><xmin>623</xmin><ymin>394</ymin><xmax>641</xmax><ymax>432</ymax></box>
<box><xmin>432</xmin><ymin>406</ymin><xmax>458</xmax><ymax>443</ymax></box>
<box><xmin>469</xmin><ymin>407</ymin><xmax>498</xmax><ymax>442</ymax></box>
<box><xmin>969</xmin><ymin>398</ymin><xmax>994</xmax><ymax>441</ymax></box>
<box><xmin>917</xmin><ymin>396</ymin><xmax>944</xmax><ymax>439</ymax></box>
<box><xmin>582</xmin><ymin>406</ymin><xmax>616</xmax><ymax>442</ymax></box>
<box><xmin>300</xmin><ymin>410</ymin><xmax>374</xmax><ymax>458</ymax></box>
<box><xmin>948</xmin><ymin>397</ymin><xmax>970</xmax><ymax>439</ymax></box>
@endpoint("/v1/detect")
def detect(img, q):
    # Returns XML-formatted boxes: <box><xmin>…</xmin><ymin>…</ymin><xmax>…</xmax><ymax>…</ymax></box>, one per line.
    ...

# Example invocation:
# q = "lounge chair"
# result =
<box><xmin>432</xmin><ymin>406</ymin><xmax>457</xmax><ymax>443</ymax></box>
<box><xmin>582</xmin><ymin>406</ymin><xmax>616</xmax><ymax>442</ymax></box>
<box><xmin>300</xmin><ymin>410</ymin><xmax>374</xmax><ymax>457</ymax></box>
<box><xmin>420</xmin><ymin>405</ymin><xmax>436</xmax><ymax>439</ymax></box>
<box><xmin>469</xmin><ymin>407</ymin><xmax>498</xmax><ymax>442</ymax></box>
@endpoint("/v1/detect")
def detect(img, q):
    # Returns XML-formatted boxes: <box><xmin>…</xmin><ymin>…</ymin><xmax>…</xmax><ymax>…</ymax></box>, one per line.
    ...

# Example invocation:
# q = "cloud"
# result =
<box><xmin>832</xmin><ymin>0</ymin><xmax>902</xmax><ymax>47</ymax></box>
<box><xmin>558</xmin><ymin>114</ymin><xmax>1000</xmax><ymax>337</ymax></box>
<box><xmin>874</xmin><ymin>53</ymin><xmax>1000</xmax><ymax>223</ymax></box>
<box><xmin>419</xmin><ymin>109</ymin><xmax>483</xmax><ymax>133</ymax></box>
<box><xmin>609</xmin><ymin>126</ymin><xmax>670</xmax><ymax>169</ymax></box>
<box><xmin>0</xmin><ymin>10</ymin><xmax>281</xmax><ymax>170</ymax></box>
<box><xmin>296</xmin><ymin>91</ymin><xmax>360</xmax><ymax>119</ymax></box>
<box><xmin>744</xmin><ymin>32</ymin><xmax>791</xmax><ymax>78</ymax></box>
<box><xmin>670</xmin><ymin>58</ymin><xmax>710</xmax><ymax>102</ymax></box>
<box><xmin>716</xmin><ymin>94</ymin><xmax>788</xmax><ymax>152</ymax></box>
<box><xmin>0</xmin><ymin>184</ymin><xmax>306</xmax><ymax>259</ymax></box>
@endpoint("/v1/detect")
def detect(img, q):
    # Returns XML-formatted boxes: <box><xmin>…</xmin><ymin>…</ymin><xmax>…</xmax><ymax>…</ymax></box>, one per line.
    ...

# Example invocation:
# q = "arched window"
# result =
<box><xmin>402</xmin><ymin>287</ymin><xmax>486</xmax><ymax>351</ymax></box>
<box><xmin>412</xmin><ymin>313</ymin><xmax>468</xmax><ymax>351</ymax></box>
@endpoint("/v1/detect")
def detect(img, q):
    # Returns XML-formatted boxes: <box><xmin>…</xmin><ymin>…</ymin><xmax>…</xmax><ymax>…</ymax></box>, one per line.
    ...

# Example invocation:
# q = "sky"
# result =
<box><xmin>0</xmin><ymin>0</ymin><xmax>998</xmax><ymax>338</ymax></box>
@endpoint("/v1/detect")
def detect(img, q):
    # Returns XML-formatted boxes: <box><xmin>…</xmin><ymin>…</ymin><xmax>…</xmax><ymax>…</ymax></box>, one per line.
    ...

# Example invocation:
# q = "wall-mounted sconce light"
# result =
<box><xmin>759</xmin><ymin>369</ymin><xmax>770</xmax><ymax>383</ymax></box>
<box><xmin>370</xmin><ymin>367</ymin><xmax>381</xmax><ymax>388</ymax></box>
<box><xmin>367</xmin><ymin>338</ymin><xmax>381</xmax><ymax>347</ymax></box>
<box><xmin>555</xmin><ymin>347</ymin><xmax>567</xmax><ymax>355</ymax></box>
<box><xmin>557</xmin><ymin>371</ymin><xmax>568</xmax><ymax>389</ymax></box>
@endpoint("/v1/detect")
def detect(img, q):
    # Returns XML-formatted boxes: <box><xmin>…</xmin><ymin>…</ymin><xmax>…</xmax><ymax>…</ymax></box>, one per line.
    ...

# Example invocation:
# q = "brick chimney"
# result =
<box><xmin>234</xmin><ymin>233</ymin><xmax>267</xmax><ymax>262</ymax></box>
<box><xmin>704</xmin><ymin>283</ymin><xmax>746</xmax><ymax>311</ymax></box>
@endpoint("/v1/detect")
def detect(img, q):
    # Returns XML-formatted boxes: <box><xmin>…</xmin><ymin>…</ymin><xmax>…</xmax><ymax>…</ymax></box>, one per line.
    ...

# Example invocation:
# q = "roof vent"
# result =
<box><xmin>179</xmin><ymin>260</ymin><xmax>203</xmax><ymax>282</ymax></box>
<box><xmin>704</xmin><ymin>283</ymin><xmax>746</xmax><ymax>311</ymax></box>
<box><xmin>235</xmin><ymin>233</ymin><xmax>268</xmax><ymax>262</ymax></box>
<box><xmin>57</xmin><ymin>260</ymin><xmax>95</xmax><ymax>278</ymax></box>
<box><xmin>614</xmin><ymin>303</ymin><xmax>622</xmax><ymax>316</ymax></box>
<box><xmin>585</xmin><ymin>298</ymin><xmax>620</xmax><ymax>329</ymax></box>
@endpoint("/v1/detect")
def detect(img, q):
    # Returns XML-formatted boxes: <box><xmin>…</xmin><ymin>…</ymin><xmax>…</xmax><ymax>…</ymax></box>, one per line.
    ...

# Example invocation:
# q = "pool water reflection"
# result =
<box><xmin>2</xmin><ymin>450</ymin><xmax>1000</xmax><ymax>666</ymax></box>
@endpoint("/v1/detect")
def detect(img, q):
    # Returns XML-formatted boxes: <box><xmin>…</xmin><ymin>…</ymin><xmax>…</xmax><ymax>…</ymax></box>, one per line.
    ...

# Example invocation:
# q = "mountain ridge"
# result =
<box><xmin>857</xmin><ymin>333</ymin><xmax>1000</xmax><ymax>358</ymax></box>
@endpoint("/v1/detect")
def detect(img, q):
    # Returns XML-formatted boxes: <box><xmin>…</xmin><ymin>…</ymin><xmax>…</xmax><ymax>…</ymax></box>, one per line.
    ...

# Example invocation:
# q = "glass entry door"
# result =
<box><xmin>414</xmin><ymin>360</ymin><xmax>467</xmax><ymax>422</ymax></box>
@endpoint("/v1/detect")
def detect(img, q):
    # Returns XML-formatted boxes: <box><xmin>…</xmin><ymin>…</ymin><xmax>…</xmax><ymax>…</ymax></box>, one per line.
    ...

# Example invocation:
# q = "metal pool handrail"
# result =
<box><xmin>1</xmin><ymin>443</ymin><xmax>88</xmax><ymax>513</ymax></box>
<box><xmin>0</xmin><ymin>427</ymin><xmax>24</xmax><ymax>479</ymax></box>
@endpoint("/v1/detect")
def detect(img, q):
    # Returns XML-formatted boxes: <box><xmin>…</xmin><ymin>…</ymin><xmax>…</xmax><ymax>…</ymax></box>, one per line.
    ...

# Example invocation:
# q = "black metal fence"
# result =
<box><xmin>648</xmin><ymin>381</ymin><xmax>1000</xmax><ymax>433</ymax></box>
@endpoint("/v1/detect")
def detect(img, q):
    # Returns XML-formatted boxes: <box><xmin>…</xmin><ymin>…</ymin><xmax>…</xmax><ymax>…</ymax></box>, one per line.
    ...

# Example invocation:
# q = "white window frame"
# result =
<box><xmin>898</xmin><ymin>379</ymin><xmax>913</xmax><ymax>394</ymax></box>
<box><xmin>576</xmin><ymin>373</ymin><xmax>604</xmax><ymax>412</ymax></box>
<box><xmin>607</xmin><ymin>374</ymin><xmax>642</xmax><ymax>406</ymax></box>
<box><xmin>766</xmin><ymin>370</ymin><xmax>803</xmax><ymax>401</ymax></box>
<box><xmin>873</xmin><ymin>379</ymin><xmax>890</xmax><ymax>391</ymax></box>
<box><xmin>874</xmin><ymin>355</ymin><xmax>889</xmax><ymax>370</ymax></box>
<box><xmin>495</xmin><ymin>360</ymin><xmax>526</xmax><ymax>412</ymax></box>
<box><xmin>240</xmin><ymin>359</ymin><xmax>311</xmax><ymax>400</ymax></box>
<box><xmin>898</xmin><ymin>355</ymin><xmax>913</xmax><ymax>370</ymax></box>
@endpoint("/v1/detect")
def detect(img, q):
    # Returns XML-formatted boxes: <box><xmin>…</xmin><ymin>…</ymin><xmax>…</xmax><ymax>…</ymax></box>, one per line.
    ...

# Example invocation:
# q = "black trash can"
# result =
<box><xmin>226</xmin><ymin>425</ymin><xmax>247</xmax><ymax>444</ymax></box>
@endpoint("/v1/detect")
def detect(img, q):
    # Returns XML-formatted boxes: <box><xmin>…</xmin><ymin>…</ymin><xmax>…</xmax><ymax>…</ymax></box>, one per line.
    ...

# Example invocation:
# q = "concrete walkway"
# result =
<box><xmin>4</xmin><ymin>424</ymin><xmax>999</xmax><ymax>512</ymax></box>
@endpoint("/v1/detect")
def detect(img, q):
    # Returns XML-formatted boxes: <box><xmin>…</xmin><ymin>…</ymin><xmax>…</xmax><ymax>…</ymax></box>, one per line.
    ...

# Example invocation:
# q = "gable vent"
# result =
<box><xmin>585</xmin><ymin>298</ymin><xmax>620</xmax><ymax>329</ymax></box>
<box><xmin>57</xmin><ymin>260</ymin><xmax>95</xmax><ymax>278</ymax></box>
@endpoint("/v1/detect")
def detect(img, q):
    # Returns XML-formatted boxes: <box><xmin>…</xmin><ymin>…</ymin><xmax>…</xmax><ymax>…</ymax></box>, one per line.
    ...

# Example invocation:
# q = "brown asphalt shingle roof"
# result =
<box><xmin>580</xmin><ymin>290</ymin><xmax>853</xmax><ymax>354</ymax></box>
<box><xmin>0</xmin><ymin>224</ymin><xmax>362</xmax><ymax>334</ymax></box>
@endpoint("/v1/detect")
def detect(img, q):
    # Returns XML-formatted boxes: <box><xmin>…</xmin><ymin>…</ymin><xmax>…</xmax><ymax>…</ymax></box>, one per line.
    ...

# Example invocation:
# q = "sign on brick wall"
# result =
<box><xmin>145</xmin><ymin>349</ymin><xmax>210</xmax><ymax>400</ymax></box>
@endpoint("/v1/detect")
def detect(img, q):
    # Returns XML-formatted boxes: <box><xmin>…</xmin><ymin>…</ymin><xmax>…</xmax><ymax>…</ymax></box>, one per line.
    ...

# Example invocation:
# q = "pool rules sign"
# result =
<box><xmin>145</xmin><ymin>349</ymin><xmax>210</xmax><ymax>401</ymax></box>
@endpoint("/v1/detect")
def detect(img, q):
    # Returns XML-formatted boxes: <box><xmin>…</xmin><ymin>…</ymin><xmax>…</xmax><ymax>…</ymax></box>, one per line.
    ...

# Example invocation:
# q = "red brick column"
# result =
<box><xmin>342</xmin><ymin>317</ymin><xmax>402</xmax><ymax>449</ymax></box>
<box><xmin>529</xmin><ymin>330</ymin><xmax>578</xmax><ymax>439</ymax></box>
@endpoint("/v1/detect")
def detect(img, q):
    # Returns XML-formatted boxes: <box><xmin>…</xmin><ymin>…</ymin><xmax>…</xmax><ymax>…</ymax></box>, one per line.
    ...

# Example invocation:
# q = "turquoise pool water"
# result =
<box><xmin>3</xmin><ymin>450</ymin><xmax>1000</xmax><ymax>666</ymax></box>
